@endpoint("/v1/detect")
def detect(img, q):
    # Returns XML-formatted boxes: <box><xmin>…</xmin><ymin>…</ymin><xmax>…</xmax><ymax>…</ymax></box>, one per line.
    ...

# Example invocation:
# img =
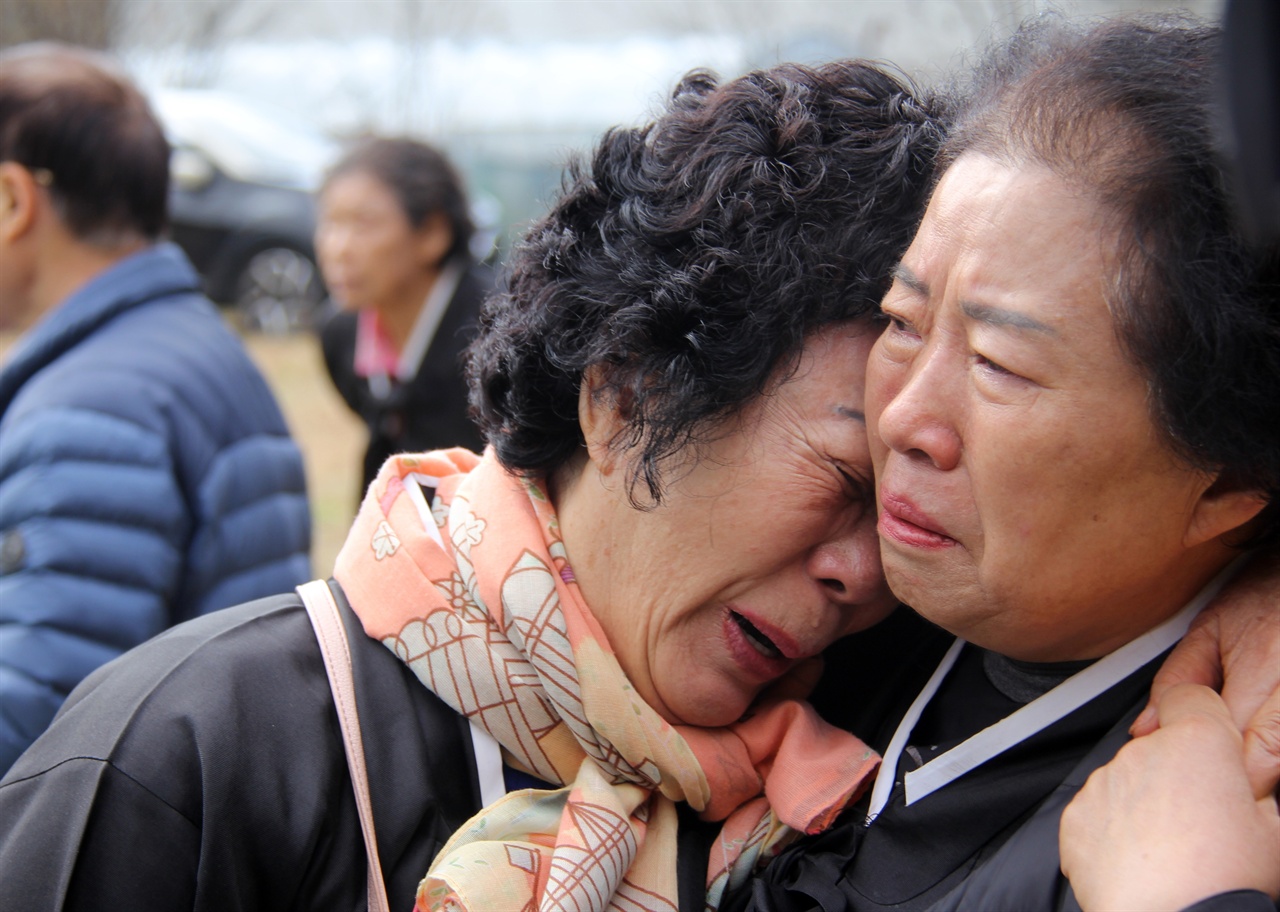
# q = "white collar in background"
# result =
<box><xmin>395</xmin><ymin>259</ymin><xmax>465</xmax><ymax>382</ymax></box>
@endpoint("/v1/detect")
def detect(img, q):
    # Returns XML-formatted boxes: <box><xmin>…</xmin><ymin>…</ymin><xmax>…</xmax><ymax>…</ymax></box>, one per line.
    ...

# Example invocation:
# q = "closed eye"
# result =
<box><xmin>974</xmin><ymin>353</ymin><xmax>1028</xmax><ymax>383</ymax></box>
<box><xmin>836</xmin><ymin>464</ymin><xmax>873</xmax><ymax>503</ymax></box>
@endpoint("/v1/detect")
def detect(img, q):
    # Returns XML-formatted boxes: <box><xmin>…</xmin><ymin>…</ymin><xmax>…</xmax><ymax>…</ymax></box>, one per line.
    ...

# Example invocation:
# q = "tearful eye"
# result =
<box><xmin>889</xmin><ymin>315</ymin><xmax>916</xmax><ymax>336</ymax></box>
<box><xmin>974</xmin><ymin>353</ymin><xmax>1026</xmax><ymax>382</ymax></box>
<box><xmin>877</xmin><ymin>310</ymin><xmax>923</xmax><ymax>346</ymax></box>
<box><xmin>837</xmin><ymin>465</ymin><xmax>872</xmax><ymax>503</ymax></box>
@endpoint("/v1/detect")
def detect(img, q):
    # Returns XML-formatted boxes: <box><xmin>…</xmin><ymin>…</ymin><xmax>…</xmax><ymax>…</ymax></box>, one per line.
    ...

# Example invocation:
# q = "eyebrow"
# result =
<box><xmin>959</xmin><ymin>300</ymin><xmax>1058</xmax><ymax>336</ymax></box>
<box><xmin>893</xmin><ymin>263</ymin><xmax>1058</xmax><ymax>338</ymax></box>
<box><xmin>891</xmin><ymin>264</ymin><xmax>928</xmax><ymax>296</ymax></box>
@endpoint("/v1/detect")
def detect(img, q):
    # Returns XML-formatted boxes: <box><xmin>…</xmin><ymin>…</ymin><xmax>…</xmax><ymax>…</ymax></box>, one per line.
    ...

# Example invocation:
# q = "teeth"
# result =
<box><xmin>733</xmin><ymin>612</ymin><xmax>782</xmax><ymax>659</ymax></box>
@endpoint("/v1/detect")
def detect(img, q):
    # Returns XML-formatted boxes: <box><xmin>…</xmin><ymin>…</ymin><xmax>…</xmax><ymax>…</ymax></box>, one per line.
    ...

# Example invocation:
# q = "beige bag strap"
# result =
<box><xmin>297</xmin><ymin>579</ymin><xmax>391</xmax><ymax>912</ymax></box>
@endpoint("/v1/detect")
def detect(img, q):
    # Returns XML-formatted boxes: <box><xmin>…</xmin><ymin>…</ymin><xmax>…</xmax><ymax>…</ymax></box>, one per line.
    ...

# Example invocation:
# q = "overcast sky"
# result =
<box><xmin>121</xmin><ymin>0</ymin><xmax>1222</xmax><ymax>139</ymax></box>
<box><xmin>118</xmin><ymin>0</ymin><xmax>1223</xmax><ymax>238</ymax></box>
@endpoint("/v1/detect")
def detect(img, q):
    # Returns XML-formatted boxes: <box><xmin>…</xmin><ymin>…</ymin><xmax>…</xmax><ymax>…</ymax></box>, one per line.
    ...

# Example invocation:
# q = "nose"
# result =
<box><xmin>874</xmin><ymin>341</ymin><xmax>963</xmax><ymax>472</ymax></box>
<box><xmin>807</xmin><ymin>515</ymin><xmax>896</xmax><ymax>634</ymax></box>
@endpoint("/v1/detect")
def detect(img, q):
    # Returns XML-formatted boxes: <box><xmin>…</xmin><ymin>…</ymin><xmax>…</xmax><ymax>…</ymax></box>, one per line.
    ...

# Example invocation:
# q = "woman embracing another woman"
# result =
<box><xmin>0</xmin><ymin>59</ymin><xmax>941</xmax><ymax>910</ymax></box>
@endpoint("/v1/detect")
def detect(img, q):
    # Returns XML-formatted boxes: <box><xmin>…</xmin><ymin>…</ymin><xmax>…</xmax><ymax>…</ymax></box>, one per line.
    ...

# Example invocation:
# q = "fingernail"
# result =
<box><xmin>1131</xmin><ymin>705</ymin><xmax>1156</xmax><ymax>735</ymax></box>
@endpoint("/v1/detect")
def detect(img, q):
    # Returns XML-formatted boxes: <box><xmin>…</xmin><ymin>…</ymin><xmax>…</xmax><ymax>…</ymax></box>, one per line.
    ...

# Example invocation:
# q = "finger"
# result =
<box><xmin>1134</xmin><ymin>618</ymin><xmax>1223</xmax><ymax>737</ymax></box>
<box><xmin>1217</xmin><ymin>628</ymin><xmax>1280</xmax><ymax>732</ymax></box>
<box><xmin>1243</xmin><ymin>684</ymin><xmax>1280</xmax><ymax>799</ymax></box>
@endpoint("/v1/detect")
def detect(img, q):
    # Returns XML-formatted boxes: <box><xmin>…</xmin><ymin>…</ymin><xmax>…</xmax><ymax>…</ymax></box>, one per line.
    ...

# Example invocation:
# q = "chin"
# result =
<box><xmin>663</xmin><ymin>686</ymin><xmax>753</xmax><ymax>728</ymax></box>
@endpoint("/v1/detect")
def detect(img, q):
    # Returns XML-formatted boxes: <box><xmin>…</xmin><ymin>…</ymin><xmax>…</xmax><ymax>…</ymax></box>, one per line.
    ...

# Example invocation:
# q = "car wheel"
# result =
<box><xmin>234</xmin><ymin>246</ymin><xmax>325</xmax><ymax>334</ymax></box>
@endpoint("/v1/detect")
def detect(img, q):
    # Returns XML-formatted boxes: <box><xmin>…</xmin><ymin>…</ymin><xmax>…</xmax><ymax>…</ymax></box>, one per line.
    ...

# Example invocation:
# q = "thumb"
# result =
<box><xmin>1155</xmin><ymin>682</ymin><xmax>1237</xmax><ymax>730</ymax></box>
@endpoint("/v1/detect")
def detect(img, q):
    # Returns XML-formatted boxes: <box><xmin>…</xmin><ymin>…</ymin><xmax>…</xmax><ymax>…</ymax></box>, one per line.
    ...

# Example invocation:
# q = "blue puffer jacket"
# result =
<box><xmin>0</xmin><ymin>243</ymin><xmax>311</xmax><ymax>774</ymax></box>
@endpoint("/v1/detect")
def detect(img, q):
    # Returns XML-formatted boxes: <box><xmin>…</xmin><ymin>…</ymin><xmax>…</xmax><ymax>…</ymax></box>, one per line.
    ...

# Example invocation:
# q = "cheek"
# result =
<box><xmin>864</xmin><ymin>349</ymin><xmax>902</xmax><ymax>455</ymax></box>
<box><xmin>972</xmin><ymin>420</ymin><xmax>1188</xmax><ymax>564</ymax></box>
<box><xmin>969</xmin><ymin>422</ymin><xmax>1087</xmax><ymax>538</ymax></box>
<box><xmin>356</xmin><ymin>236</ymin><xmax>396</xmax><ymax>270</ymax></box>
<box><xmin>313</xmin><ymin>231</ymin><xmax>340</xmax><ymax>267</ymax></box>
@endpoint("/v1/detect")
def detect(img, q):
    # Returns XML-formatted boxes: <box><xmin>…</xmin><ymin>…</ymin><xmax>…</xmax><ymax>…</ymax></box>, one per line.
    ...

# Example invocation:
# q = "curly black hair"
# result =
<box><xmin>468</xmin><ymin>61</ymin><xmax>945</xmax><ymax>504</ymax></box>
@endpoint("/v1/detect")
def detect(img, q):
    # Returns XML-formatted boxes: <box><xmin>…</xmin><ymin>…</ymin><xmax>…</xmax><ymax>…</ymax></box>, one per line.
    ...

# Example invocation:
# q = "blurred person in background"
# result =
<box><xmin>0</xmin><ymin>42</ymin><xmax>311</xmax><ymax>776</ymax></box>
<box><xmin>316</xmin><ymin>137</ymin><xmax>489</xmax><ymax>507</ymax></box>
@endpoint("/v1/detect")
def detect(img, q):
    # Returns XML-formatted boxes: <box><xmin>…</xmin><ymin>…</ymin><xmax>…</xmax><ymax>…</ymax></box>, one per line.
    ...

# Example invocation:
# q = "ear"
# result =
<box><xmin>414</xmin><ymin>211</ymin><xmax>454</xmax><ymax>270</ymax></box>
<box><xmin>0</xmin><ymin>162</ymin><xmax>40</xmax><ymax>244</ymax></box>
<box><xmin>1185</xmin><ymin>473</ymin><xmax>1269</xmax><ymax>548</ymax></box>
<box><xmin>578</xmin><ymin>366</ymin><xmax>630</xmax><ymax>477</ymax></box>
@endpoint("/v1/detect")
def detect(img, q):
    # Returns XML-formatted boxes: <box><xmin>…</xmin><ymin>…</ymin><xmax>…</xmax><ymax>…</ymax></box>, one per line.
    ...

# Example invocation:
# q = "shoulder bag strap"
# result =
<box><xmin>297</xmin><ymin>579</ymin><xmax>390</xmax><ymax>912</ymax></box>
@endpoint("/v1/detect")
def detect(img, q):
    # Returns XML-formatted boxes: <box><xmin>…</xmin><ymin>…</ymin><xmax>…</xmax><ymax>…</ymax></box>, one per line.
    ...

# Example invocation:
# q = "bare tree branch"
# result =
<box><xmin>1</xmin><ymin>0</ymin><xmax>120</xmax><ymax>50</ymax></box>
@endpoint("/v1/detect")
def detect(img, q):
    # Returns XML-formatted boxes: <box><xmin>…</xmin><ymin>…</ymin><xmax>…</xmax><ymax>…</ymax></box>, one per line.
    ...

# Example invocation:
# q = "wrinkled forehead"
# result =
<box><xmin>917</xmin><ymin>154</ymin><xmax>1115</xmax><ymax>270</ymax></box>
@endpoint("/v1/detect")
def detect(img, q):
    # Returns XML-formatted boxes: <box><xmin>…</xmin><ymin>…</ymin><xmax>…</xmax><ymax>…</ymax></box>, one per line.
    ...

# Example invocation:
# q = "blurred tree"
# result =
<box><xmin>114</xmin><ymin>0</ymin><xmax>276</xmax><ymax>87</ymax></box>
<box><xmin>0</xmin><ymin>0</ymin><xmax>119</xmax><ymax>49</ymax></box>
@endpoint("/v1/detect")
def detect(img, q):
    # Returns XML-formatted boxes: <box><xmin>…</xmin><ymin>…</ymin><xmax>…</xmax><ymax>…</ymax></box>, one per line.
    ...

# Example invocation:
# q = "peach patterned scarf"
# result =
<box><xmin>333</xmin><ymin>449</ymin><xmax>879</xmax><ymax>911</ymax></box>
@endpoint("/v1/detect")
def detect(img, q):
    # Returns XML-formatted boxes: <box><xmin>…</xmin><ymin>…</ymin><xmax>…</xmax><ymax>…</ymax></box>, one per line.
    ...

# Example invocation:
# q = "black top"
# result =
<box><xmin>320</xmin><ymin>263</ymin><xmax>491</xmax><ymax>501</ymax></box>
<box><xmin>0</xmin><ymin>585</ymin><xmax>483</xmax><ymax>911</ymax></box>
<box><xmin>717</xmin><ymin>607</ymin><xmax>1277</xmax><ymax>912</ymax></box>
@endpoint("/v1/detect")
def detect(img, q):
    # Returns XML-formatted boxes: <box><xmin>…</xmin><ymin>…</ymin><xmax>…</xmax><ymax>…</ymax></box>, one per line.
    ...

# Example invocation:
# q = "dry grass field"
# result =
<box><xmin>241</xmin><ymin>332</ymin><xmax>367</xmax><ymax>575</ymax></box>
<box><xmin>1</xmin><ymin>325</ymin><xmax>367</xmax><ymax>577</ymax></box>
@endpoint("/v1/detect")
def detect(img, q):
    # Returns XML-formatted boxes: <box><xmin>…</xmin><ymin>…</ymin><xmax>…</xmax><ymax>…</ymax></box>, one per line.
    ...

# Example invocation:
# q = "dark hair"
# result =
<box><xmin>0</xmin><ymin>42</ymin><xmax>169</xmax><ymax>244</ymax></box>
<box><xmin>942</xmin><ymin>12</ymin><xmax>1280</xmax><ymax>539</ymax></box>
<box><xmin>468</xmin><ymin>62</ymin><xmax>944</xmax><ymax>504</ymax></box>
<box><xmin>323</xmin><ymin>137</ymin><xmax>474</xmax><ymax>264</ymax></box>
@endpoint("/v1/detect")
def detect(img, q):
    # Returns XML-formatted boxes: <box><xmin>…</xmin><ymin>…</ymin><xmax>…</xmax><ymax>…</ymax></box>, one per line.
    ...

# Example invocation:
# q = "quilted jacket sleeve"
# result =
<box><xmin>0</xmin><ymin>407</ymin><xmax>189</xmax><ymax>774</ymax></box>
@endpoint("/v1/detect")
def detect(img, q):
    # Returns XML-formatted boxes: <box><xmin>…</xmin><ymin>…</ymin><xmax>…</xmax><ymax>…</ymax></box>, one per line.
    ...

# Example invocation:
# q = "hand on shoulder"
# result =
<box><xmin>1061</xmin><ymin>683</ymin><xmax>1280</xmax><ymax>911</ymax></box>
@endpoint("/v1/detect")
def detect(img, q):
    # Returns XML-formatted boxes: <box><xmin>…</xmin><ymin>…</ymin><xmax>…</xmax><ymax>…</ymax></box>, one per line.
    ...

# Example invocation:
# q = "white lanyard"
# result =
<box><xmin>468</xmin><ymin>720</ymin><xmax>508</xmax><ymax>807</ymax></box>
<box><xmin>405</xmin><ymin>472</ymin><xmax>446</xmax><ymax>548</ymax></box>
<box><xmin>405</xmin><ymin>471</ymin><xmax>507</xmax><ymax>805</ymax></box>
<box><xmin>864</xmin><ymin>557</ymin><xmax>1245</xmax><ymax>823</ymax></box>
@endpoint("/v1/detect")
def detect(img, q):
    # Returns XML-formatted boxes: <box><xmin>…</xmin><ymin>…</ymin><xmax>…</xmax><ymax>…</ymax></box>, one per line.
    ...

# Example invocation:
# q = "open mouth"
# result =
<box><xmin>731</xmin><ymin>611</ymin><xmax>783</xmax><ymax>659</ymax></box>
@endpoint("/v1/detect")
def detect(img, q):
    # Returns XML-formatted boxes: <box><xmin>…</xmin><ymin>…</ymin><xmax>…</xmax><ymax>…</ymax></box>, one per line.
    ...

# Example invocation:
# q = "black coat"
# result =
<box><xmin>320</xmin><ymin>264</ymin><xmax>490</xmax><ymax>501</ymax></box>
<box><xmin>719</xmin><ymin>608</ymin><xmax>1278</xmax><ymax>912</ymax></box>
<box><xmin>0</xmin><ymin>586</ymin><xmax>483</xmax><ymax>910</ymax></box>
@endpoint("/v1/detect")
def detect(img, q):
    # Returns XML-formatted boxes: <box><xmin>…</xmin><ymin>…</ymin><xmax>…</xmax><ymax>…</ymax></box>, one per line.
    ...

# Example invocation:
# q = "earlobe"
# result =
<box><xmin>1185</xmin><ymin>475</ymin><xmax>1269</xmax><ymax>548</ymax></box>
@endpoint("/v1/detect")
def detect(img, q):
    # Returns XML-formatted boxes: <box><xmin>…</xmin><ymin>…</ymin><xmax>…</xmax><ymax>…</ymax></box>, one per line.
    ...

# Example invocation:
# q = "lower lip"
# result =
<box><xmin>879</xmin><ymin>511</ymin><xmax>958</xmax><ymax>550</ymax></box>
<box><xmin>723</xmin><ymin>612</ymin><xmax>792</xmax><ymax>681</ymax></box>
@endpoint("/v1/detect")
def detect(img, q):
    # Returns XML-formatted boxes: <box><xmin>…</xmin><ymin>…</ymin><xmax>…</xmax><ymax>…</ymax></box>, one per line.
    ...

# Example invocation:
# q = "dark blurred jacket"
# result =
<box><xmin>0</xmin><ymin>586</ymin><xmax>480</xmax><ymax>908</ymax></box>
<box><xmin>320</xmin><ymin>263</ymin><xmax>489</xmax><ymax>502</ymax></box>
<box><xmin>0</xmin><ymin>242</ymin><xmax>312</xmax><ymax>774</ymax></box>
